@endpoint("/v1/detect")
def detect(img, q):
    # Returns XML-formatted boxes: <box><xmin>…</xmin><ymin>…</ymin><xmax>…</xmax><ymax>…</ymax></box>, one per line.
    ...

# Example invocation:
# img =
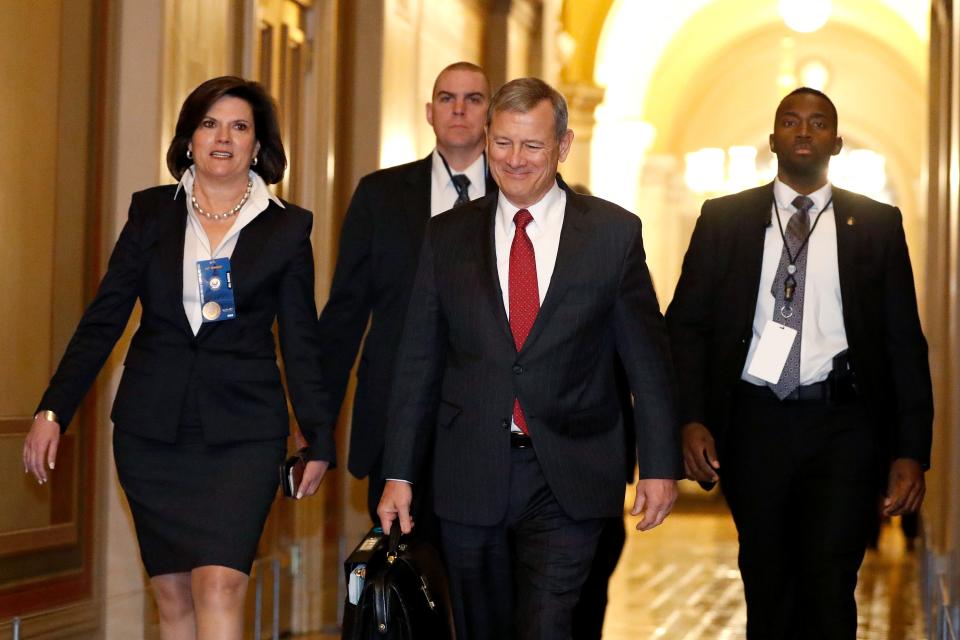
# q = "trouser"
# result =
<box><xmin>721</xmin><ymin>384</ymin><xmax>879</xmax><ymax>640</ymax></box>
<box><xmin>440</xmin><ymin>446</ymin><xmax>604</xmax><ymax>640</ymax></box>
<box><xmin>571</xmin><ymin>516</ymin><xmax>626</xmax><ymax>640</ymax></box>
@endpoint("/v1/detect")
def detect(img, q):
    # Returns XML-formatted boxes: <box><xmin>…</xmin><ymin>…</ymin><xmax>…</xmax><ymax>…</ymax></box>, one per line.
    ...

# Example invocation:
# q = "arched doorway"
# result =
<box><xmin>578</xmin><ymin>0</ymin><xmax>927</xmax><ymax>302</ymax></box>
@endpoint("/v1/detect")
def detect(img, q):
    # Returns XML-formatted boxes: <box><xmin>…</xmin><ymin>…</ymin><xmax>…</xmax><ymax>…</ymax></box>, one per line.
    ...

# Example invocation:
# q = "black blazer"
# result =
<box><xmin>318</xmin><ymin>154</ymin><xmax>496</xmax><ymax>478</ymax></box>
<box><xmin>382</xmin><ymin>181</ymin><xmax>681</xmax><ymax>526</ymax></box>
<box><xmin>38</xmin><ymin>185</ymin><xmax>335</xmax><ymax>463</ymax></box>
<box><xmin>665</xmin><ymin>183</ymin><xmax>932</xmax><ymax>469</ymax></box>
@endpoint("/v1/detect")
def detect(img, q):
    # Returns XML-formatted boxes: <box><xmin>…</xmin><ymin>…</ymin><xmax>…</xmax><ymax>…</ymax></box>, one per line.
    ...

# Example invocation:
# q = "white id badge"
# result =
<box><xmin>746</xmin><ymin>321</ymin><xmax>797</xmax><ymax>383</ymax></box>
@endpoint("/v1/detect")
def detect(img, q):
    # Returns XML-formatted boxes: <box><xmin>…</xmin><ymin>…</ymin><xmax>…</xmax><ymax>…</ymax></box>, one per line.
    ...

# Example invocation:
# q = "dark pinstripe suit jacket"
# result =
<box><xmin>318</xmin><ymin>155</ymin><xmax>497</xmax><ymax>479</ymax></box>
<box><xmin>382</xmin><ymin>179</ymin><xmax>681</xmax><ymax>526</ymax></box>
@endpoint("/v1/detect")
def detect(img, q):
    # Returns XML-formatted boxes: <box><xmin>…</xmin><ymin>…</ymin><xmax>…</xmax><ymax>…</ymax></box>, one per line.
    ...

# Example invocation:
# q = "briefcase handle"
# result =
<box><xmin>386</xmin><ymin>525</ymin><xmax>402</xmax><ymax>565</ymax></box>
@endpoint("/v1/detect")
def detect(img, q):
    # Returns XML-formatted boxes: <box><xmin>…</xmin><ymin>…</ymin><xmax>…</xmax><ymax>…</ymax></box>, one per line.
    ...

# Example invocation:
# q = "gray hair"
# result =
<box><xmin>486</xmin><ymin>77</ymin><xmax>568</xmax><ymax>141</ymax></box>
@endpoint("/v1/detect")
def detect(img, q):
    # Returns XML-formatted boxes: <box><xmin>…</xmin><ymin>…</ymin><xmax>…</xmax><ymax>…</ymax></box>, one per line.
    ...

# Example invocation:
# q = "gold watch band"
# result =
<box><xmin>35</xmin><ymin>410</ymin><xmax>59</xmax><ymax>424</ymax></box>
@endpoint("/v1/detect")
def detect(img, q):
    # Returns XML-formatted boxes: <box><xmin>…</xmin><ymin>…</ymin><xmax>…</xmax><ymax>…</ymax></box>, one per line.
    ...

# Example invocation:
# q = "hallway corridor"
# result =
<box><xmin>603</xmin><ymin>492</ymin><xmax>926</xmax><ymax>639</ymax></box>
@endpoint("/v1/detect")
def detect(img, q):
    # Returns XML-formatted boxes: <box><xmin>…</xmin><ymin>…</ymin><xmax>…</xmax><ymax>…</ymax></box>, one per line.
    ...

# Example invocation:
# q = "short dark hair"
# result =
<box><xmin>487</xmin><ymin>77</ymin><xmax>568</xmax><ymax>141</ymax></box>
<box><xmin>779</xmin><ymin>87</ymin><xmax>838</xmax><ymax>128</ymax></box>
<box><xmin>432</xmin><ymin>61</ymin><xmax>489</xmax><ymax>98</ymax></box>
<box><xmin>166</xmin><ymin>76</ymin><xmax>286</xmax><ymax>184</ymax></box>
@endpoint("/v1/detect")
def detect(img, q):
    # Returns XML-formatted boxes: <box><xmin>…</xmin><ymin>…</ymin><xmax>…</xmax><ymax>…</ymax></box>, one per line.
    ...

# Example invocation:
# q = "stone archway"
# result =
<box><xmin>561</xmin><ymin>0</ymin><xmax>927</xmax><ymax>301</ymax></box>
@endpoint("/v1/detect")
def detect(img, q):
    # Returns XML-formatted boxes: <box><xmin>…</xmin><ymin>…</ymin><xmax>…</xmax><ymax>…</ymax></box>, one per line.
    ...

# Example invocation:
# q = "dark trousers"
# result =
<box><xmin>721</xmin><ymin>386</ymin><xmax>878</xmax><ymax>640</ymax></box>
<box><xmin>571</xmin><ymin>517</ymin><xmax>626</xmax><ymax>640</ymax></box>
<box><xmin>440</xmin><ymin>447</ymin><xmax>604</xmax><ymax>640</ymax></box>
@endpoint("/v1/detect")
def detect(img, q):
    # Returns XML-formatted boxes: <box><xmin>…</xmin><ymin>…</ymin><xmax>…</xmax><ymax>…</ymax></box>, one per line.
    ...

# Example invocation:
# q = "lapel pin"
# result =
<box><xmin>846</xmin><ymin>216</ymin><xmax>855</xmax><ymax>226</ymax></box>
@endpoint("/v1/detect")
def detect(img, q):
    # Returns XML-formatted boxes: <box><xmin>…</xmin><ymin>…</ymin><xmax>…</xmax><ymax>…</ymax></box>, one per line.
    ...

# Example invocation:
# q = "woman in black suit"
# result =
<box><xmin>22</xmin><ymin>76</ymin><xmax>333</xmax><ymax>638</ymax></box>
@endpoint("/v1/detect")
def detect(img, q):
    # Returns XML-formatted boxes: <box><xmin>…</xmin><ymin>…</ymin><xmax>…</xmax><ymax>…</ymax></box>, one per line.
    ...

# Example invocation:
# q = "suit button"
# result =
<box><xmin>513</xmin><ymin>365</ymin><xmax>524</xmax><ymax>375</ymax></box>
<box><xmin>501</xmin><ymin>419</ymin><xmax>509</xmax><ymax>430</ymax></box>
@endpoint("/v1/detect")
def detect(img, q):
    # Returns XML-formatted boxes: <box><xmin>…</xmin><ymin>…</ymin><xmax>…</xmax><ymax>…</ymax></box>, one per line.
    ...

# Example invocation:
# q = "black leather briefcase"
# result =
<box><xmin>341</xmin><ymin>526</ymin><xmax>455</xmax><ymax>640</ymax></box>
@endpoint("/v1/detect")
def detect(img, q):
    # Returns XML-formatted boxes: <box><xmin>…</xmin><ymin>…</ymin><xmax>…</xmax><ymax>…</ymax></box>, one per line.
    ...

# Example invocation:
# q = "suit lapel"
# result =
<box><xmin>230</xmin><ymin>205</ymin><xmax>274</xmax><ymax>292</ymax></box>
<box><xmin>736</xmin><ymin>183</ymin><xmax>776</xmax><ymax>321</ymax></box>
<box><xmin>402</xmin><ymin>155</ymin><xmax>433</xmax><ymax>250</ymax></box>
<box><xmin>831</xmin><ymin>188</ymin><xmax>859</xmax><ymax>316</ymax></box>
<box><xmin>519</xmin><ymin>188</ymin><xmax>588</xmax><ymax>354</ymax></box>
<box><xmin>158</xmin><ymin>191</ymin><xmax>194</xmax><ymax>337</ymax></box>
<box><xmin>475</xmin><ymin>194</ymin><xmax>514</xmax><ymax>344</ymax></box>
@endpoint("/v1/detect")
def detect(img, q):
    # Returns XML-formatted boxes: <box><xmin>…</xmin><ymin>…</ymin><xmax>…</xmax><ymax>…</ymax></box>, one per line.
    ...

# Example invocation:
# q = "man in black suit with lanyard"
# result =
<box><xmin>378</xmin><ymin>77</ymin><xmax>680</xmax><ymax>640</ymax></box>
<box><xmin>317</xmin><ymin>62</ymin><xmax>494</xmax><ymax>525</ymax></box>
<box><xmin>667</xmin><ymin>87</ymin><xmax>933</xmax><ymax>639</ymax></box>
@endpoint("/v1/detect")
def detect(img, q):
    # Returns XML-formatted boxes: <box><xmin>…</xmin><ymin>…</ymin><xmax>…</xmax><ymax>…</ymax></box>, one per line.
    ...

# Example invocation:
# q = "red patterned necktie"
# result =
<box><xmin>509</xmin><ymin>209</ymin><xmax>539</xmax><ymax>435</ymax></box>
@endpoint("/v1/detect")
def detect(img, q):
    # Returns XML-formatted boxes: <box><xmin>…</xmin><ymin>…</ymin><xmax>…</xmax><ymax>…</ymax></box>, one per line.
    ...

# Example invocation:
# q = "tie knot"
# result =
<box><xmin>792</xmin><ymin>195</ymin><xmax>814</xmax><ymax>215</ymax></box>
<box><xmin>451</xmin><ymin>174</ymin><xmax>471</xmax><ymax>190</ymax></box>
<box><xmin>514</xmin><ymin>209</ymin><xmax>533</xmax><ymax>230</ymax></box>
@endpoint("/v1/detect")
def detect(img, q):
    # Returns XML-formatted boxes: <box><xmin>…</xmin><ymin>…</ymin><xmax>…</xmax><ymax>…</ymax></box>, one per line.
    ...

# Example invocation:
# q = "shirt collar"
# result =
<box><xmin>431</xmin><ymin>148</ymin><xmax>487</xmax><ymax>193</ymax></box>
<box><xmin>497</xmin><ymin>179</ymin><xmax>563</xmax><ymax>235</ymax></box>
<box><xmin>773</xmin><ymin>178</ymin><xmax>832</xmax><ymax>214</ymax></box>
<box><xmin>175</xmin><ymin>166</ymin><xmax>285</xmax><ymax>209</ymax></box>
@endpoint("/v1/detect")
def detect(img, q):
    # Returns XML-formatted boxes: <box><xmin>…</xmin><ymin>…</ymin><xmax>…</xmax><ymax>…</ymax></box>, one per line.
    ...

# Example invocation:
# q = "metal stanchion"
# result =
<box><xmin>939</xmin><ymin>573</ymin><xmax>958</xmax><ymax>640</ymax></box>
<box><xmin>12</xmin><ymin>617</ymin><xmax>20</xmax><ymax>640</ymax></box>
<box><xmin>254</xmin><ymin>567</ymin><xmax>264</xmax><ymax>639</ymax></box>
<box><xmin>272</xmin><ymin>557</ymin><xmax>281</xmax><ymax>640</ymax></box>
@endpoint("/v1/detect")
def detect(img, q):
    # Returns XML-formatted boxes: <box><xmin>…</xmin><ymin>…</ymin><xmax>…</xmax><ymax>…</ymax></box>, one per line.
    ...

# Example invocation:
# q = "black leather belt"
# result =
<box><xmin>737</xmin><ymin>379</ymin><xmax>838</xmax><ymax>403</ymax></box>
<box><xmin>510</xmin><ymin>432</ymin><xmax>533</xmax><ymax>448</ymax></box>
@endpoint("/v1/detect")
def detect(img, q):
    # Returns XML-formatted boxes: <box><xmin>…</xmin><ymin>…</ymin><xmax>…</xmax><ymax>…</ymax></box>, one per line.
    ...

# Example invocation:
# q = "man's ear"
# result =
<box><xmin>768</xmin><ymin>133</ymin><xmax>776</xmax><ymax>153</ymax></box>
<box><xmin>425</xmin><ymin>102</ymin><xmax>434</xmax><ymax>127</ymax></box>
<box><xmin>557</xmin><ymin>129</ymin><xmax>575</xmax><ymax>163</ymax></box>
<box><xmin>832</xmin><ymin>135</ymin><xmax>843</xmax><ymax>156</ymax></box>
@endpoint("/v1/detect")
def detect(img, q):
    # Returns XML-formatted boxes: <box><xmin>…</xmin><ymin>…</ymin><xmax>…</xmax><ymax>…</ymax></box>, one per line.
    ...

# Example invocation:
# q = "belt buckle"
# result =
<box><xmin>510</xmin><ymin>432</ymin><xmax>532</xmax><ymax>449</ymax></box>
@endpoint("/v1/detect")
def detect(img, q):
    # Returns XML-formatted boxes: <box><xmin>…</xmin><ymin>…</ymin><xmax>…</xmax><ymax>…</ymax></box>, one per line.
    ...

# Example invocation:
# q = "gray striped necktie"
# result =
<box><xmin>769</xmin><ymin>195</ymin><xmax>814</xmax><ymax>399</ymax></box>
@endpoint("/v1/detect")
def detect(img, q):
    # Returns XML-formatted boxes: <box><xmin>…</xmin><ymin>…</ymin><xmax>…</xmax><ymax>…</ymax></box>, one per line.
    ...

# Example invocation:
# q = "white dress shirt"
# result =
<box><xmin>176</xmin><ymin>167</ymin><xmax>284</xmax><ymax>335</ymax></box>
<box><xmin>430</xmin><ymin>148</ymin><xmax>487</xmax><ymax>216</ymax></box>
<box><xmin>494</xmin><ymin>182</ymin><xmax>566</xmax><ymax>311</ymax></box>
<box><xmin>495</xmin><ymin>182</ymin><xmax>567</xmax><ymax>432</ymax></box>
<box><xmin>741</xmin><ymin>179</ymin><xmax>848</xmax><ymax>385</ymax></box>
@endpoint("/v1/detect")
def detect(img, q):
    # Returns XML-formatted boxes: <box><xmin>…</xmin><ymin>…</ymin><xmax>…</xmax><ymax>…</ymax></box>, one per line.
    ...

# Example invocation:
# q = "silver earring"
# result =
<box><xmin>186</xmin><ymin>149</ymin><xmax>193</xmax><ymax>160</ymax></box>
<box><xmin>252</xmin><ymin>156</ymin><xmax>258</xmax><ymax>166</ymax></box>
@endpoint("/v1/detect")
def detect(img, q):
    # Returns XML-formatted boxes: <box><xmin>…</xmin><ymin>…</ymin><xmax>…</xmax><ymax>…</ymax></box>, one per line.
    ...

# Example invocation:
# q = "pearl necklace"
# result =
<box><xmin>192</xmin><ymin>179</ymin><xmax>253</xmax><ymax>221</ymax></box>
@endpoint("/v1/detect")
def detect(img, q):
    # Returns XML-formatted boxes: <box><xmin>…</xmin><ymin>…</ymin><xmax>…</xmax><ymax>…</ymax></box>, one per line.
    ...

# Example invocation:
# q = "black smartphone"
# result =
<box><xmin>698</xmin><ymin>449</ymin><xmax>718</xmax><ymax>491</ymax></box>
<box><xmin>279</xmin><ymin>449</ymin><xmax>308</xmax><ymax>498</ymax></box>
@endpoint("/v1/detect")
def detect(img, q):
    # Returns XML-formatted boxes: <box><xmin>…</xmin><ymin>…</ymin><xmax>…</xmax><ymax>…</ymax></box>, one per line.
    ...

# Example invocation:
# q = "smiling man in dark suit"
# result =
<box><xmin>317</xmin><ymin>62</ymin><xmax>494</xmax><ymax>525</ymax></box>
<box><xmin>377</xmin><ymin>77</ymin><xmax>680</xmax><ymax>640</ymax></box>
<box><xmin>666</xmin><ymin>88</ymin><xmax>933</xmax><ymax>639</ymax></box>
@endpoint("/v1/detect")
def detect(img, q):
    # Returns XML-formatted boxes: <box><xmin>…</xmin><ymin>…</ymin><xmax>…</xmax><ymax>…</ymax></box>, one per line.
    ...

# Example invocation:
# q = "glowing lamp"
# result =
<box><xmin>779</xmin><ymin>0</ymin><xmax>831</xmax><ymax>33</ymax></box>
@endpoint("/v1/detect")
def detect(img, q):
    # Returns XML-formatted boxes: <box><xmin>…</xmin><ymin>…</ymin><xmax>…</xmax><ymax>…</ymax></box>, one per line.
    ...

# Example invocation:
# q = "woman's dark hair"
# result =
<box><xmin>166</xmin><ymin>76</ymin><xmax>286</xmax><ymax>184</ymax></box>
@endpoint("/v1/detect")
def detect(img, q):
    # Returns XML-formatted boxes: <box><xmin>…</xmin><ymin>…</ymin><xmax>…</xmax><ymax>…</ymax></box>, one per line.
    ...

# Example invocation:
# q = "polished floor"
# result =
<box><xmin>303</xmin><ymin>490</ymin><xmax>925</xmax><ymax>640</ymax></box>
<box><xmin>602</xmin><ymin>491</ymin><xmax>925</xmax><ymax>640</ymax></box>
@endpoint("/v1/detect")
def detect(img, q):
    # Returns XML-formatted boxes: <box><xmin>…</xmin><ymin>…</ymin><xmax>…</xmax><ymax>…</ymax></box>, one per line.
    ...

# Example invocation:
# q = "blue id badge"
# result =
<box><xmin>197</xmin><ymin>257</ymin><xmax>236</xmax><ymax>323</ymax></box>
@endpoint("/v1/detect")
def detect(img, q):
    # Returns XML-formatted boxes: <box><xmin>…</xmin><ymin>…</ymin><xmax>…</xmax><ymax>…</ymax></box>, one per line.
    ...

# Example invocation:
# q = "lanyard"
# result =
<box><xmin>438</xmin><ymin>151</ymin><xmax>486</xmax><ymax>201</ymax></box>
<box><xmin>772</xmin><ymin>196</ymin><xmax>832</xmax><ymax>304</ymax></box>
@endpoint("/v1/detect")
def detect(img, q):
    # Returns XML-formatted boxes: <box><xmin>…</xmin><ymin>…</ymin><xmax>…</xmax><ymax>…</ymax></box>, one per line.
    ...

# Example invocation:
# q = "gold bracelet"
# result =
<box><xmin>35</xmin><ymin>410</ymin><xmax>59</xmax><ymax>423</ymax></box>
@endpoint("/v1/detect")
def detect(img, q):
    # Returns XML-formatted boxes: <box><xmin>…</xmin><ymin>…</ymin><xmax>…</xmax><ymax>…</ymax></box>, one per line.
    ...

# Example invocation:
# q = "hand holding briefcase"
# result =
<box><xmin>341</xmin><ymin>526</ymin><xmax>454</xmax><ymax>640</ymax></box>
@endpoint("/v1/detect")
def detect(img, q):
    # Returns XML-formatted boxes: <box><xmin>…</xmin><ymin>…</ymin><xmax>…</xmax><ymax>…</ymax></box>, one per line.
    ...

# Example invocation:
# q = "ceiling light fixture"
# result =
<box><xmin>779</xmin><ymin>0</ymin><xmax>831</xmax><ymax>33</ymax></box>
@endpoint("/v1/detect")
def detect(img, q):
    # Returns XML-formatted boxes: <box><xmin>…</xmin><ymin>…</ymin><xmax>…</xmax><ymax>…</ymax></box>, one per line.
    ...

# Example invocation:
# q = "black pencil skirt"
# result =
<box><xmin>113</xmin><ymin>423</ymin><xmax>286</xmax><ymax>577</ymax></box>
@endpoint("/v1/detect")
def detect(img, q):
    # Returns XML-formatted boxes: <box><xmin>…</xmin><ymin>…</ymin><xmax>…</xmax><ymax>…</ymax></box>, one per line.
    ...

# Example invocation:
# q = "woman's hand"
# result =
<box><xmin>296</xmin><ymin>460</ymin><xmax>330</xmax><ymax>499</ymax></box>
<box><xmin>23</xmin><ymin>414</ymin><xmax>61</xmax><ymax>484</ymax></box>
